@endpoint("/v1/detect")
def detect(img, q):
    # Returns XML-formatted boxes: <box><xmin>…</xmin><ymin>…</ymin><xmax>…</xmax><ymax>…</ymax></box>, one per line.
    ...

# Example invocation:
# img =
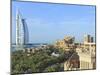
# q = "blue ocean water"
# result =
<box><xmin>11</xmin><ymin>43</ymin><xmax>48</xmax><ymax>51</ymax></box>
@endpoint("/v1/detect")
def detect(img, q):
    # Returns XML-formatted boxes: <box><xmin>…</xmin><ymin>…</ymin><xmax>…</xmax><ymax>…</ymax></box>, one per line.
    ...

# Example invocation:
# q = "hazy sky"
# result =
<box><xmin>12</xmin><ymin>1</ymin><xmax>96</xmax><ymax>44</ymax></box>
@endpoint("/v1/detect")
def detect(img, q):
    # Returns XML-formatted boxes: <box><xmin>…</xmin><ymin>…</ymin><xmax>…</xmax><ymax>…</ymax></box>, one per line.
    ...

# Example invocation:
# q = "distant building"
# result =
<box><xmin>16</xmin><ymin>10</ymin><xmax>29</xmax><ymax>50</ymax></box>
<box><xmin>55</xmin><ymin>36</ymin><xmax>75</xmax><ymax>51</ymax></box>
<box><xmin>90</xmin><ymin>36</ymin><xmax>94</xmax><ymax>43</ymax></box>
<box><xmin>84</xmin><ymin>34</ymin><xmax>94</xmax><ymax>44</ymax></box>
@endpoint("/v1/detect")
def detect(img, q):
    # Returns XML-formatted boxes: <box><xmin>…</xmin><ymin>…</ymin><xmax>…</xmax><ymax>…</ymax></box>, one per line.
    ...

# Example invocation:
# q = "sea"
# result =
<box><xmin>11</xmin><ymin>43</ymin><xmax>48</xmax><ymax>51</ymax></box>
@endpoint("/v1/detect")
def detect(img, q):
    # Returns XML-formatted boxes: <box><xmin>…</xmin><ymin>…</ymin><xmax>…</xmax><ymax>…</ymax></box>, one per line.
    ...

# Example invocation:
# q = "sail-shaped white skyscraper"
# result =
<box><xmin>16</xmin><ymin>10</ymin><xmax>29</xmax><ymax>50</ymax></box>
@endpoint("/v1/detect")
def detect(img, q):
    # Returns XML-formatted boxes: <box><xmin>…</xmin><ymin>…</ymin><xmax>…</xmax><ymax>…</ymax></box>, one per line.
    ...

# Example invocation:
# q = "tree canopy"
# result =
<box><xmin>11</xmin><ymin>46</ymin><xmax>75</xmax><ymax>74</ymax></box>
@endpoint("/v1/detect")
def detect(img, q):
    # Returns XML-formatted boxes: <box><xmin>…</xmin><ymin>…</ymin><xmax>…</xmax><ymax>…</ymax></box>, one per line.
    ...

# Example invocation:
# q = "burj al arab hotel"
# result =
<box><xmin>16</xmin><ymin>10</ymin><xmax>29</xmax><ymax>50</ymax></box>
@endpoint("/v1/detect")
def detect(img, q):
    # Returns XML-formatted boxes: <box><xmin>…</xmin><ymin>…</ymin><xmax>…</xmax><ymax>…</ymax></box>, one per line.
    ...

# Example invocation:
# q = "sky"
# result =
<box><xmin>12</xmin><ymin>1</ymin><xmax>96</xmax><ymax>44</ymax></box>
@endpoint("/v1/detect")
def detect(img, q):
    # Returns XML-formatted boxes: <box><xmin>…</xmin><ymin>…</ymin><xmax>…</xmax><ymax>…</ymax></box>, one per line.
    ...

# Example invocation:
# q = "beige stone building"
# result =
<box><xmin>55</xmin><ymin>36</ymin><xmax>75</xmax><ymax>51</ymax></box>
<box><xmin>76</xmin><ymin>42</ymin><xmax>96</xmax><ymax>70</ymax></box>
<box><xmin>55</xmin><ymin>35</ymin><xmax>96</xmax><ymax>71</ymax></box>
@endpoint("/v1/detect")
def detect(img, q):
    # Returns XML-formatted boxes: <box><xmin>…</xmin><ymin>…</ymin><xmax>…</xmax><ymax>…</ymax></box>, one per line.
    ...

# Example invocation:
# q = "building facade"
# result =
<box><xmin>16</xmin><ymin>11</ymin><xmax>29</xmax><ymax>49</ymax></box>
<box><xmin>54</xmin><ymin>35</ymin><xmax>96</xmax><ymax>70</ymax></box>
